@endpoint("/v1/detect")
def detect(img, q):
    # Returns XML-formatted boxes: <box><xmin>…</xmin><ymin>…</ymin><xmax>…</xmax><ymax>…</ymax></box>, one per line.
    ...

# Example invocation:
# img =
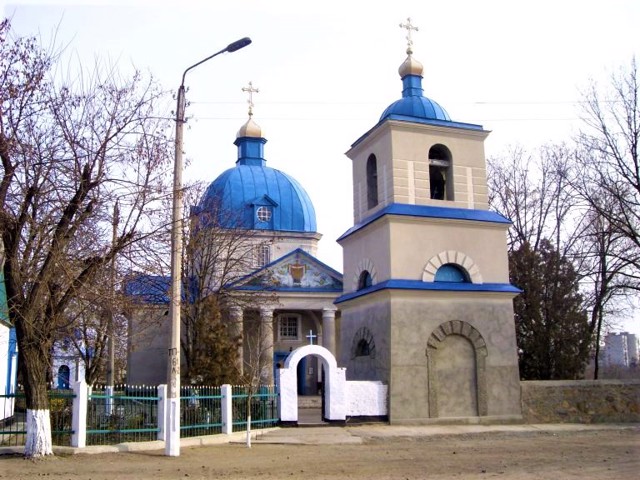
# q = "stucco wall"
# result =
<box><xmin>521</xmin><ymin>380</ymin><xmax>640</xmax><ymax>423</ymax></box>
<box><xmin>346</xmin><ymin>381</ymin><xmax>388</xmax><ymax>416</ymax></box>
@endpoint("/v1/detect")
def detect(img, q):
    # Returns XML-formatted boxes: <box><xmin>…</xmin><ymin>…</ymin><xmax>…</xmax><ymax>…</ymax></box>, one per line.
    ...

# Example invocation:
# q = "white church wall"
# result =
<box><xmin>345</xmin><ymin>380</ymin><xmax>388</xmax><ymax>416</ymax></box>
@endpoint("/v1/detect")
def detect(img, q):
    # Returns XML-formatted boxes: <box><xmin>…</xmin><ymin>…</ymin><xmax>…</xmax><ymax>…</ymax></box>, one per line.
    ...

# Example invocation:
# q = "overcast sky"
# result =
<box><xmin>5</xmin><ymin>0</ymin><xmax>640</xmax><ymax>332</ymax></box>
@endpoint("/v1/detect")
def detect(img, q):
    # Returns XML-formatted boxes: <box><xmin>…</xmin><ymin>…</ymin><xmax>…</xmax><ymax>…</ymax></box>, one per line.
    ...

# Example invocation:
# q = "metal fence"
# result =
<box><xmin>0</xmin><ymin>383</ymin><xmax>279</xmax><ymax>448</ymax></box>
<box><xmin>87</xmin><ymin>385</ymin><xmax>159</xmax><ymax>446</ymax></box>
<box><xmin>0</xmin><ymin>387</ymin><xmax>74</xmax><ymax>447</ymax></box>
<box><xmin>181</xmin><ymin>385</ymin><xmax>223</xmax><ymax>437</ymax></box>
<box><xmin>231</xmin><ymin>385</ymin><xmax>278</xmax><ymax>432</ymax></box>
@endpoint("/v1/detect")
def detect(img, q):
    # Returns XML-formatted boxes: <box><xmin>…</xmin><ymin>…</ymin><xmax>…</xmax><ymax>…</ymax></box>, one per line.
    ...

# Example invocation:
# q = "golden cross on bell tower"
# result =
<box><xmin>399</xmin><ymin>17</ymin><xmax>419</xmax><ymax>54</ymax></box>
<box><xmin>241</xmin><ymin>81</ymin><xmax>260</xmax><ymax>117</ymax></box>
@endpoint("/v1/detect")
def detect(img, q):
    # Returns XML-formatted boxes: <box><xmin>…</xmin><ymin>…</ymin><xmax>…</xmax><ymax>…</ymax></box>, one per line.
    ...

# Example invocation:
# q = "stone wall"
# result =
<box><xmin>521</xmin><ymin>380</ymin><xmax>640</xmax><ymax>423</ymax></box>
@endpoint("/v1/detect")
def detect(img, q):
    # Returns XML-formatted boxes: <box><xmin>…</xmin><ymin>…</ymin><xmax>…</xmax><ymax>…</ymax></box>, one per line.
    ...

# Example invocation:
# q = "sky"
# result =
<box><xmin>4</xmin><ymin>0</ymin><xmax>640</xmax><ymax>333</ymax></box>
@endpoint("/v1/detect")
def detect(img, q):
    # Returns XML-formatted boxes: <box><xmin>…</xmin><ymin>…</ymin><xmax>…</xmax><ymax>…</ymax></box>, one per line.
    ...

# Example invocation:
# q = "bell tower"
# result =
<box><xmin>336</xmin><ymin>18</ymin><xmax>522</xmax><ymax>423</ymax></box>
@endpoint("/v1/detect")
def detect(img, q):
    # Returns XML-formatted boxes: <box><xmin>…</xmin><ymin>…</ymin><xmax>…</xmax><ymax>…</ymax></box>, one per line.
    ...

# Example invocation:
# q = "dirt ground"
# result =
<box><xmin>0</xmin><ymin>428</ymin><xmax>638</xmax><ymax>480</ymax></box>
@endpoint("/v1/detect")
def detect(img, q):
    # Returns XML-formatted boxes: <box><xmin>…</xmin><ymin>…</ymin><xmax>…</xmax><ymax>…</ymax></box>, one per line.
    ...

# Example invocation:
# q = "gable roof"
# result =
<box><xmin>227</xmin><ymin>248</ymin><xmax>343</xmax><ymax>293</ymax></box>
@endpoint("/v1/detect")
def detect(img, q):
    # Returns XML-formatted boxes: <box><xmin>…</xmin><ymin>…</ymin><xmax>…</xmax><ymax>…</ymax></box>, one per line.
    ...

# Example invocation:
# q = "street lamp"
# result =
<box><xmin>166</xmin><ymin>36</ymin><xmax>252</xmax><ymax>457</ymax></box>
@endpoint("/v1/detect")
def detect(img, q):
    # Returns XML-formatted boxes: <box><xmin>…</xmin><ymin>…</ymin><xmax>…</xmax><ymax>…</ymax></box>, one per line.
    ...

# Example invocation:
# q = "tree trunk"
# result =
<box><xmin>245</xmin><ymin>395</ymin><xmax>252</xmax><ymax>448</ymax></box>
<box><xmin>18</xmin><ymin>327</ymin><xmax>53</xmax><ymax>457</ymax></box>
<box><xmin>593</xmin><ymin>308</ymin><xmax>604</xmax><ymax>380</ymax></box>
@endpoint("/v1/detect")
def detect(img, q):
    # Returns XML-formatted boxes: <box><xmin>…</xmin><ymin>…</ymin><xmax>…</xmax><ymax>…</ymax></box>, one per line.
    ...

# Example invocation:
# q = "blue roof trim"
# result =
<box><xmin>124</xmin><ymin>275</ymin><xmax>171</xmax><ymax>304</ymax></box>
<box><xmin>338</xmin><ymin>203</ymin><xmax>511</xmax><ymax>242</ymax></box>
<box><xmin>232</xmin><ymin>285</ymin><xmax>343</xmax><ymax>293</ymax></box>
<box><xmin>335</xmin><ymin>279</ymin><xmax>521</xmax><ymax>304</ymax></box>
<box><xmin>385</xmin><ymin>114</ymin><xmax>483</xmax><ymax>130</ymax></box>
<box><xmin>351</xmin><ymin>116</ymin><xmax>485</xmax><ymax>149</ymax></box>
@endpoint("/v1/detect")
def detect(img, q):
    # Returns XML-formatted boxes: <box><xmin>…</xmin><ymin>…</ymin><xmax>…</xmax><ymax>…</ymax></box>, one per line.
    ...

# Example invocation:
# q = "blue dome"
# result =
<box><xmin>380</xmin><ymin>94</ymin><xmax>451</xmax><ymax>122</ymax></box>
<box><xmin>380</xmin><ymin>73</ymin><xmax>451</xmax><ymax>123</ymax></box>
<box><xmin>196</xmin><ymin>134</ymin><xmax>317</xmax><ymax>233</ymax></box>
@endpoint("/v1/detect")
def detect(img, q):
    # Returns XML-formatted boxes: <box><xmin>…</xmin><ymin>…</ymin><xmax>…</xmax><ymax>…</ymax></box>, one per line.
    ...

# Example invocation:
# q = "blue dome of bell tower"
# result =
<box><xmin>196</xmin><ymin>109</ymin><xmax>317</xmax><ymax>233</ymax></box>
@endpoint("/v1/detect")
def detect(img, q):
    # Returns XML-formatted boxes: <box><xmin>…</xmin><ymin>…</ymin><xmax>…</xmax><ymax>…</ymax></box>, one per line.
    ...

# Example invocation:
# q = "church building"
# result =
<box><xmin>127</xmin><ymin>85</ymin><xmax>342</xmax><ymax>396</ymax></box>
<box><xmin>128</xmin><ymin>18</ymin><xmax>522</xmax><ymax>424</ymax></box>
<box><xmin>335</xmin><ymin>19</ymin><xmax>522</xmax><ymax>423</ymax></box>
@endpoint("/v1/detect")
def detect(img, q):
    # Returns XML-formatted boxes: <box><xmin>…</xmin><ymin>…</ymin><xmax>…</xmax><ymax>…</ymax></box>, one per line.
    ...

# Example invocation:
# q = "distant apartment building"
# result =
<box><xmin>603</xmin><ymin>332</ymin><xmax>639</xmax><ymax>367</ymax></box>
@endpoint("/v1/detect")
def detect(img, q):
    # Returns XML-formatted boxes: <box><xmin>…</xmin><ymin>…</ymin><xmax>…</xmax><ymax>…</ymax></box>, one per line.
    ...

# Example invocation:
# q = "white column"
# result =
<box><xmin>221</xmin><ymin>384</ymin><xmax>233</xmax><ymax>435</ymax></box>
<box><xmin>157</xmin><ymin>384</ymin><xmax>167</xmax><ymax>441</ymax></box>
<box><xmin>229</xmin><ymin>306</ymin><xmax>244</xmax><ymax>376</ymax></box>
<box><xmin>322</xmin><ymin>307</ymin><xmax>337</xmax><ymax>356</ymax></box>
<box><xmin>71</xmin><ymin>380</ymin><xmax>88</xmax><ymax>448</ymax></box>
<box><xmin>260</xmin><ymin>307</ymin><xmax>274</xmax><ymax>385</ymax></box>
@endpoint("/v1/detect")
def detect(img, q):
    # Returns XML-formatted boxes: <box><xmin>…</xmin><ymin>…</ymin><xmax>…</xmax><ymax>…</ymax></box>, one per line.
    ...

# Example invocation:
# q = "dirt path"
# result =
<box><xmin>1</xmin><ymin>429</ymin><xmax>638</xmax><ymax>479</ymax></box>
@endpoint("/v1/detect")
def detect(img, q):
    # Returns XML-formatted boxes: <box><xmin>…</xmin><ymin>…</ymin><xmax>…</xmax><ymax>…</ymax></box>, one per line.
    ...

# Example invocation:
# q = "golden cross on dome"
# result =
<box><xmin>241</xmin><ymin>81</ymin><xmax>260</xmax><ymax>116</ymax></box>
<box><xmin>399</xmin><ymin>17</ymin><xmax>419</xmax><ymax>54</ymax></box>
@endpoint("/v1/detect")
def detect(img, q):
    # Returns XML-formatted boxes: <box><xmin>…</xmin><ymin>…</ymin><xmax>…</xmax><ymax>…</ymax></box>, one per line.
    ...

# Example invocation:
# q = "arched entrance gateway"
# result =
<box><xmin>278</xmin><ymin>345</ymin><xmax>347</xmax><ymax>423</ymax></box>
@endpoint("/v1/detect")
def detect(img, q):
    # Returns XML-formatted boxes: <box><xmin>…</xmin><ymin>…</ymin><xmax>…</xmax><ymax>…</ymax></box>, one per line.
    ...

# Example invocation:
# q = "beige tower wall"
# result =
<box><xmin>349</xmin><ymin>121</ymin><xmax>490</xmax><ymax>224</ymax></box>
<box><xmin>341</xmin><ymin>216</ymin><xmax>511</xmax><ymax>295</ymax></box>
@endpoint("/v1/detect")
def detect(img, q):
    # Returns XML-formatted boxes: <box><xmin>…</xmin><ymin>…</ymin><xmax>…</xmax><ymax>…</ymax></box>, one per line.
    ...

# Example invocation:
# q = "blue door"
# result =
<box><xmin>57</xmin><ymin>365</ymin><xmax>70</xmax><ymax>389</ymax></box>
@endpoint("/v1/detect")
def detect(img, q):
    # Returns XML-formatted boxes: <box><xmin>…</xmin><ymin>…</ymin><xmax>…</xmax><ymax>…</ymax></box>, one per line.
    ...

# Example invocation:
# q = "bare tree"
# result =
<box><xmin>487</xmin><ymin>143</ymin><xmax>581</xmax><ymax>255</ymax></box>
<box><xmin>239</xmin><ymin>310</ymin><xmax>274</xmax><ymax>448</ymax></box>
<box><xmin>0</xmin><ymin>21</ymin><xmax>172</xmax><ymax>457</ymax></box>
<box><xmin>574</xmin><ymin>205</ymin><xmax>638</xmax><ymax>378</ymax></box>
<box><xmin>574</xmin><ymin>58</ymin><xmax>640</xmax><ymax>283</ymax></box>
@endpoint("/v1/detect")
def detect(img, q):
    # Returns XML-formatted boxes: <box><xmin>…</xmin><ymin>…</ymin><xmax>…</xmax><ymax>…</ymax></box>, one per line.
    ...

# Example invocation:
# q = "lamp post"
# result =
<box><xmin>166</xmin><ymin>36</ymin><xmax>252</xmax><ymax>457</ymax></box>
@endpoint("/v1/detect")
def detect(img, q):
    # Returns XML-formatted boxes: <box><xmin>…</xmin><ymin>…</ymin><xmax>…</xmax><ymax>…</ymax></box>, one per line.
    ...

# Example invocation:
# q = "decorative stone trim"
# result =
<box><xmin>425</xmin><ymin>320</ymin><xmax>488</xmax><ymax>418</ymax></box>
<box><xmin>422</xmin><ymin>250</ymin><xmax>483</xmax><ymax>283</ymax></box>
<box><xmin>352</xmin><ymin>258</ymin><xmax>378</xmax><ymax>291</ymax></box>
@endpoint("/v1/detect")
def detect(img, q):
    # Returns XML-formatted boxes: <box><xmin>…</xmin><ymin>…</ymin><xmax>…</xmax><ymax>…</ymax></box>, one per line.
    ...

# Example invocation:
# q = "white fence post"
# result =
<box><xmin>71</xmin><ymin>380</ymin><xmax>87</xmax><ymax>448</ymax></box>
<box><xmin>221</xmin><ymin>384</ymin><xmax>233</xmax><ymax>435</ymax></box>
<box><xmin>105</xmin><ymin>385</ymin><xmax>114</xmax><ymax>416</ymax></box>
<box><xmin>158</xmin><ymin>384</ymin><xmax>167</xmax><ymax>441</ymax></box>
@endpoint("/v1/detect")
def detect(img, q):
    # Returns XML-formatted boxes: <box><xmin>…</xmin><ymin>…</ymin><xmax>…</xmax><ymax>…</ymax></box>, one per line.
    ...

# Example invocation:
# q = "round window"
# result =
<box><xmin>256</xmin><ymin>206</ymin><xmax>272</xmax><ymax>222</ymax></box>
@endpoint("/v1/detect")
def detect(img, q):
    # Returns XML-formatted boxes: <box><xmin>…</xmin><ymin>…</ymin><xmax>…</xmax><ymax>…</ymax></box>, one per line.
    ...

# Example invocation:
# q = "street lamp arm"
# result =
<box><xmin>180</xmin><ymin>37</ymin><xmax>252</xmax><ymax>86</ymax></box>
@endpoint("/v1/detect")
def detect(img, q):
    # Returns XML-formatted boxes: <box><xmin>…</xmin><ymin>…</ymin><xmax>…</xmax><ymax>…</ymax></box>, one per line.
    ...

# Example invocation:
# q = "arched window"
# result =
<box><xmin>434</xmin><ymin>264</ymin><xmax>469</xmax><ymax>283</ymax></box>
<box><xmin>357</xmin><ymin>270</ymin><xmax>373</xmax><ymax>290</ymax></box>
<box><xmin>351</xmin><ymin>326</ymin><xmax>376</xmax><ymax>359</ymax></box>
<box><xmin>366</xmin><ymin>154</ymin><xmax>378</xmax><ymax>209</ymax></box>
<box><xmin>428</xmin><ymin>144</ymin><xmax>453</xmax><ymax>201</ymax></box>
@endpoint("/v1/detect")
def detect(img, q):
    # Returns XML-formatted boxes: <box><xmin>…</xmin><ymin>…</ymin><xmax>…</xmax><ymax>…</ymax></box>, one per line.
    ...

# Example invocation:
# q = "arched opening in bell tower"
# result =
<box><xmin>366</xmin><ymin>154</ymin><xmax>379</xmax><ymax>209</ymax></box>
<box><xmin>428</xmin><ymin>144</ymin><xmax>453</xmax><ymax>201</ymax></box>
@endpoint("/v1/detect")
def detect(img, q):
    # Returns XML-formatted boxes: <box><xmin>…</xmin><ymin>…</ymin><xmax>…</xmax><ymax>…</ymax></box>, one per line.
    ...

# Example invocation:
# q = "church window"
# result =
<box><xmin>355</xmin><ymin>339</ymin><xmax>370</xmax><ymax>356</ymax></box>
<box><xmin>428</xmin><ymin>144</ymin><xmax>453</xmax><ymax>201</ymax></box>
<box><xmin>255</xmin><ymin>244</ymin><xmax>271</xmax><ymax>267</ymax></box>
<box><xmin>256</xmin><ymin>206</ymin><xmax>272</xmax><ymax>222</ymax></box>
<box><xmin>278</xmin><ymin>314</ymin><xmax>300</xmax><ymax>340</ymax></box>
<box><xmin>434</xmin><ymin>263</ymin><xmax>469</xmax><ymax>283</ymax></box>
<box><xmin>366</xmin><ymin>154</ymin><xmax>378</xmax><ymax>209</ymax></box>
<box><xmin>351</xmin><ymin>326</ymin><xmax>376</xmax><ymax>359</ymax></box>
<box><xmin>357</xmin><ymin>270</ymin><xmax>373</xmax><ymax>290</ymax></box>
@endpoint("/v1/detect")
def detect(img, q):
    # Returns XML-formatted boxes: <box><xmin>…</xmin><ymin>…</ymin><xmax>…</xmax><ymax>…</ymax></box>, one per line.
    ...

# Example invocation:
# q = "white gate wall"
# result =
<box><xmin>345</xmin><ymin>381</ymin><xmax>388</xmax><ymax>416</ymax></box>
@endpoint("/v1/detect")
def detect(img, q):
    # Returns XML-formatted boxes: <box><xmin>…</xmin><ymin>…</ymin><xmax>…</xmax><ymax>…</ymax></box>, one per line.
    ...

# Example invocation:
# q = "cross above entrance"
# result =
<box><xmin>306</xmin><ymin>330</ymin><xmax>317</xmax><ymax>345</ymax></box>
